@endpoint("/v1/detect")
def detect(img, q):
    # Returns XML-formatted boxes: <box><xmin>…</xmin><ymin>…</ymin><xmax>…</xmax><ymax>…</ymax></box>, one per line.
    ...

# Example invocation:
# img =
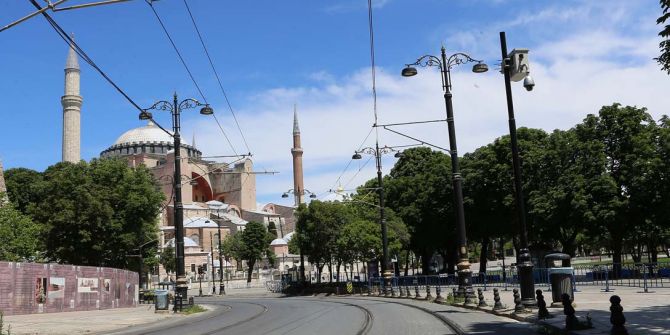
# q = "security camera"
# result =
<box><xmin>523</xmin><ymin>74</ymin><xmax>535</xmax><ymax>91</ymax></box>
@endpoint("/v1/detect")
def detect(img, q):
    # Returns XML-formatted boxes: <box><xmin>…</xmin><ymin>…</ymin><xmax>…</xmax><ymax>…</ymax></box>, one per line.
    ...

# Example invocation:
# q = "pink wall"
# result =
<box><xmin>0</xmin><ymin>262</ymin><xmax>138</xmax><ymax>315</ymax></box>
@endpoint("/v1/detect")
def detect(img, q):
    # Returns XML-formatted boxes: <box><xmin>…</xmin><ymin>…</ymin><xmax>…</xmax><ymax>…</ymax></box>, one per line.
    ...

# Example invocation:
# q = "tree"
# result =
<box><xmin>159</xmin><ymin>246</ymin><xmax>176</xmax><ymax>275</ymax></box>
<box><xmin>579</xmin><ymin>104</ymin><xmax>657</xmax><ymax>269</ymax></box>
<box><xmin>385</xmin><ymin>147</ymin><xmax>455</xmax><ymax>274</ymax></box>
<box><xmin>293</xmin><ymin>200</ymin><xmax>351</xmax><ymax>282</ymax></box>
<box><xmin>656</xmin><ymin>0</ymin><xmax>670</xmax><ymax>73</ymax></box>
<box><xmin>267</xmin><ymin>221</ymin><xmax>278</xmax><ymax>238</ymax></box>
<box><xmin>0</xmin><ymin>204</ymin><xmax>43</xmax><ymax>261</ymax></box>
<box><xmin>237</xmin><ymin>221</ymin><xmax>274</xmax><ymax>283</ymax></box>
<box><xmin>30</xmin><ymin>158</ymin><xmax>163</xmax><ymax>268</ymax></box>
<box><xmin>526</xmin><ymin>128</ymin><xmax>603</xmax><ymax>257</ymax></box>
<box><xmin>4</xmin><ymin>168</ymin><xmax>43</xmax><ymax>214</ymax></box>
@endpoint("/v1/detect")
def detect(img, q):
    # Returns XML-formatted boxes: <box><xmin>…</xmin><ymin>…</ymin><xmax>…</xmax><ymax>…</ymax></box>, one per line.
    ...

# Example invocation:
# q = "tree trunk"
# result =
<box><xmin>327</xmin><ymin>261</ymin><xmax>333</xmax><ymax>283</ymax></box>
<box><xmin>479</xmin><ymin>236</ymin><xmax>490</xmax><ymax>275</ymax></box>
<box><xmin>421</xmin><ymin>249</ymin><xmax>431</xmax><ymax>274</ymax></box>
<box><xmin>611</xmin><ymin>238</ymin><xmax>623</xmax><ymax>279</ymax></box>
<box><xmin>246</xmin><ymin>259</ymin><xmax>256</xmax><ymax>283</ymax></box>
<box><xmin>336</xmin><ymin>261</ymin><xmax>341</xmax><ymax>282</ymax></box>
<box><xmin>404</xmin><ymin>249</ymin><xmax>410</xmax><ymax>276</ymax></box>
<box><xmin>446</xmin><ymin>245</ymin><xmax>457</xmax><ymax>275</ymax></box>
<box><xmin>316</xmin><ymin>262</ymin><xmax>322</xmax><ymax>283</ymax></box>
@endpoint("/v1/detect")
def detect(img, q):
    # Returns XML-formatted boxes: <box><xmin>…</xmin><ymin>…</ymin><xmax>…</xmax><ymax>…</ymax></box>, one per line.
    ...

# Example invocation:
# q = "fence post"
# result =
<box><xmin>643</xmin><ymin>265</ymin><xmax>648</xmax><ymax>293</ymax></box>
<box><xmin>604</xmin><ymin>266</ymin><xmax>611</xmax><ymax>292</ymax></box>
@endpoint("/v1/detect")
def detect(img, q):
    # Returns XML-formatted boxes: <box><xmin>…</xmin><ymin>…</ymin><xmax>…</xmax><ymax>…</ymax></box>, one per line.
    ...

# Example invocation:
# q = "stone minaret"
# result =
<box><xmin>291</xmin><ymin>105</ymin><xmax>305</xmax><ymax>206</ymax></box>
<box><xmin>61</xmin><ymin>36</ymin><xmax>82</xmax><ymax>163</ymax></box>
<box><xmin>0</xmin><ymin>159</ymin><xmax>7</xmax><ymax>205</ymax></box>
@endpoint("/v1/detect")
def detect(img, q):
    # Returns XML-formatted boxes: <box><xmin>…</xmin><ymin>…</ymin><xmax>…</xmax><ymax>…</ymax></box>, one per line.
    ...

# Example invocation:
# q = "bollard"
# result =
<box><xmin>391</xmin><ymin>284</ymin><xmax>397</xmax><ymax>298</ymax></box>
<box><xmin>562</xmin><ymin>293</ymin><xmax>578</xmax><ymax>330</ymax></box>
<box><xmin>513</xmin><ymin>288</ymin><xmax>525</xmax><ymax>314</ymax></box>
<box><xmin>477</xmin><ymin>288</ymin><xmax>487</xmax><ymax>307</ymax></box>
<box><xmin>414</xmin><ymin>285</ymin><xmax>422</xmax><ymax>299</ymax></box>
<box><xmin>452</xmin><ymin>287</ymin><xmax>458</xmax><ymax>302</ymax></box>
<box><xmin>434</xmin><ymin>285</ymin><xmax>445</xmax><ymax>304</ymax></box>
<box><xmin>493</xmin><ymin>288</ymin><xmax>504</xmax><ymax>311</ymax></box>
<box><xmin>610</xmin><ymin>295</ymin><xmax>628</xmax><ymax>335</ymax></box>
<box><xmin>398</xmin><ymin>284</ymin><xmax>405</xmax><ymax>298</ymax></box>
<box><xmin>536</xmin><ymin>289</ymin><xmax>550</xmax><ymax>319</ymax></box>
<box><xmin>425</xmin><ymin>285</ymin><xmax>433</xmax><ymax>301</ymax></box>
<box><xmin>643</xmin><ymin>267</ymin><xmax>649</xmax><ymax>293</ymax></box>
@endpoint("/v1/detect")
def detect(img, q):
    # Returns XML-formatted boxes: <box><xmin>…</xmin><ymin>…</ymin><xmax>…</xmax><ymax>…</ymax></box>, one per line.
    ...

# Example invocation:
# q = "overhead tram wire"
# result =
<box><xmin>26</xmin><ymin>0</ymin><xmax>172</xmax><ymax>137</ymax></box>
<box><xmin>330</xmin><ymin>126</ymin><xmax>374</xmax><ymax>193</ymax></box>
<box><xmin>145</xmin><ymin>0</ymin><xmax>240</xmax><ymax>157</ymax></box>
<box><xmin>182</xmin><ymin>0</ymin><xmax>252</xmax><ymax>155</ymax></box>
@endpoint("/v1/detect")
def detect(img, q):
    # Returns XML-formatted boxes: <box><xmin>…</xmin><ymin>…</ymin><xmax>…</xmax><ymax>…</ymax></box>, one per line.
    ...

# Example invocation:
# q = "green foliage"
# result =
<box><xmin>182</xmin><ymin>304</ymin><xmax>206</xmax><ymax>315</ymax></box>
<box><xmin>385</xmin><ymin>147</ymin><xmax>454</xmax><ymax>272</ymax></box>
<box><xmin>656</xmin><ymin>0</ymin><xmax>670</xmax><ymax>74</ymax></box>
<box><xmin>159</xmin><ymin>246</ymin><xmax>176</xmax><ymax>274</ymax></box>
<box><xmin>267</xmin><ymin>221</ymin><xmax>278</xmax><ymax>238</ymax></box>
<box><xmin>4</xmin><ymin>168</ymin><xmax>43</xmax><ymax>214</ymax></box>
<box><xmin>0</xmin><ymin>311</ymin><xmax>11</xmax><ymax>335</ymax></box>
<box><xmin>25</xmin><ymin>158</ymin><xmax>163</xmax><ymax>269</ymax></box>
<box><xmin>0</xmin><ymin>204</ymin><xmax>43</xmax><ymax>261</ymax></box>
<box><xmin>235</xmin><ymin>221</ymin><xmax>274</xmax><ymax>283</ymax></box>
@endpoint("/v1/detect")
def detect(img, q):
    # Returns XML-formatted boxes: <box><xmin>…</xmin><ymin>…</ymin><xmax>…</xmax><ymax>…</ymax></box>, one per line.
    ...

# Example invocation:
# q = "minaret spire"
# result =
<box><xmin>293</xmin><ymin>104</ymin><xmax>300</xmax><ymax>135</ymax></box>
<box><xmin>291</xmin><ymin>104</ymin><xmax>304</xmax><ymax>206</ymax></box>
<box><xmin>62</xmin><ymin>33</ymin><xmax>83</xmax><ymax>163</ymax></box>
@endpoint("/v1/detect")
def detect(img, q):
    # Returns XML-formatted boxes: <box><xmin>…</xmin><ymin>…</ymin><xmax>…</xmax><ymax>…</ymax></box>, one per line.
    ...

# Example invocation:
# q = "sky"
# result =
<box><xmin>1</xmin><ymin>0</ymin><xmax>668</xmax><ymax>207</ymax></box>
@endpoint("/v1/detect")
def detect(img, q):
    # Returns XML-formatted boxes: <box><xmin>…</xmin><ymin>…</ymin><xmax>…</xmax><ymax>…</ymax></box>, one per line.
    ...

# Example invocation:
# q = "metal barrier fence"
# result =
<box><xmin>366</xmin><ymin>261</ymin><xmax>670</xmax><ymax>292</ymax></box>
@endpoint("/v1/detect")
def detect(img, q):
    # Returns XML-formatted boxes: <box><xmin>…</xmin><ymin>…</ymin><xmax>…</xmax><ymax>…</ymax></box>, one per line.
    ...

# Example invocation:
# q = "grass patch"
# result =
<box><xmin>0</xmin><ymin>312</ymin><xmax>11</xmax><ymax>335</ymax></box>
<box><xmin>182</xmin><ymin>304</ymin><xmax>206</xmax><ymax>315</ymax></box>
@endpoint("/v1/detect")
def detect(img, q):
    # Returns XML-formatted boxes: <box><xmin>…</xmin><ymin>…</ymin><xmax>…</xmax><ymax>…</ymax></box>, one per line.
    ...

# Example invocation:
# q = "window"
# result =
<box><xmin>190</xmin><ymin>264</ymin><xmax>196</xmax><ymax>273</ymax></box>
<box><xmin>190</xmin><ymin>234</ymin><xmax>200</xmax><ymax>245</ymax></box>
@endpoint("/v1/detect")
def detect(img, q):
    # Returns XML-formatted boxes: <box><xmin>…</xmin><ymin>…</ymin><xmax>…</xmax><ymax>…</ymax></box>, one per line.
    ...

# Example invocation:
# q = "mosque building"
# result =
<box><xmin>59</xmin><ymin>40</ymin><xmax>289</xmax><ymax>283</ymax></box>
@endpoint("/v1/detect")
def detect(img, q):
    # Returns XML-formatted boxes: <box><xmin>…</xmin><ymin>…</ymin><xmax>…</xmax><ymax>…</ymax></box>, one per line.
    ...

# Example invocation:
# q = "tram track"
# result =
<box><xmin>286</xmin><ymin>297</ymin><xmax>374</xmax><ymax>335</ymax></box>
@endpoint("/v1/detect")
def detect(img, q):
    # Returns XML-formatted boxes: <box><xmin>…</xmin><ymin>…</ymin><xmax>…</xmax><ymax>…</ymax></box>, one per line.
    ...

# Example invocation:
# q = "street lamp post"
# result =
<box><xmin>353</xmin><ymin>145</ymin><xmax>403</xmax><ymax>296</ymax></box>
<box><xmin>210</xmin><ymin>232</ymin><xmax>216</xmax><ymax>295</ymax></box>
<box><xmin>402</xmin><ymin>46</ymin><xmax>488</xmax><ymax>304</ymax></box>
<box><xmin>216</xmin><ymin>207</ymin><xmax>226</xmax><ymax>295</ymax></box>
<box><xmin>282</xmin><ymin>188</ymin><xmax>316</xmax><ymax>285</ymax></box>
<box><xmin>139</xmin><ymin>93</ymin><xmax>213</xmax><ymax>310</ymax></box>
<box><xmin>499</xmin><ymin>31</ymin><xmax>536</xmax><ymax>306</ymax></box>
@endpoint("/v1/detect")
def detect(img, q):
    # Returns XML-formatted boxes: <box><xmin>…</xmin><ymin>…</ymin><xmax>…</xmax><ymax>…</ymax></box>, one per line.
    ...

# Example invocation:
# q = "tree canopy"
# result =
<box><xmin>4</xmin><ymin>158</ymin><xmax>164</xmax><ymax>269</ymax></box>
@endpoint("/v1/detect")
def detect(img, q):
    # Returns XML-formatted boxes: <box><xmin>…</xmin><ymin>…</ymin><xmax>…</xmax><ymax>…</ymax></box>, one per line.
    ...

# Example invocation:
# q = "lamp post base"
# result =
<box><xmin>175</xmin><ymin>277</ymin><xmax>188</xmax><ymax>312</ymax></box>
<box><xmin>457</xmin><ymin>259</ymin><xmax>476</xmax><ymax>306</ymax></box>
<box><xmin>383</xmin><ymin>269</ymin><xmax>393</xmax><ymax>297</ymax></box>
<box><xmin>517</xmin><ymin>249</ymin><xmax>536</xmax><ymax>307</ymax></box>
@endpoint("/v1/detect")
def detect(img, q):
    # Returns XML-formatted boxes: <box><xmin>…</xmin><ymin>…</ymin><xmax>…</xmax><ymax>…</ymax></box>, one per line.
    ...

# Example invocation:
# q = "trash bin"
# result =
<box><xmin>154</xmin><ymin>289</ymin><xmax>169</xmax><ymax>311</ymax></box>
<box><xmin>544</xmin><ymin>253</ymin><xmax>573</xmax><ymax>304</ymax></box>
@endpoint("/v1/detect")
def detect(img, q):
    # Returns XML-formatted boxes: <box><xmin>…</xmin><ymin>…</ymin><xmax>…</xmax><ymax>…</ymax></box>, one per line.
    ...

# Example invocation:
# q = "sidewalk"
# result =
<box><xmin>3</xmin><ymin>304</ymin><xmax>182</xmax><ymax>335</ymax></box>
<box><xmin>400</xmin><ymin>284</ymin><xmax>670</xmax><ymax>334</ymax></box>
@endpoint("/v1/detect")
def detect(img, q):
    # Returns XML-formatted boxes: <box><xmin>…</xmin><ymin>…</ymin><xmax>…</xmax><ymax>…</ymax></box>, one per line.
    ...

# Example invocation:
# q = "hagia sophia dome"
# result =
<box><xmin>100</xmin><ymin>121</ymin><xmax>201</xmax><ymax>159</ymax></box>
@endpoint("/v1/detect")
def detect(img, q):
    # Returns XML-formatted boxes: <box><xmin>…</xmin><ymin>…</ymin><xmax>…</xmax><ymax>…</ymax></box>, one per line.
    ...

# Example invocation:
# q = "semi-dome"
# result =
<box><xmin>113</xmin><ymin>121</ymin><xmax>185</xmax><ymax>146</ymax></box>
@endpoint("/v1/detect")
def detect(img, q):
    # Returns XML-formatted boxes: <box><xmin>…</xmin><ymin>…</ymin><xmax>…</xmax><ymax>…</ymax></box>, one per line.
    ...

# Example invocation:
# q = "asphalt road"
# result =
<box><xmin>108</xmin><ymin>296</ymin><xmax>457</xmax><ymax>335</ymax></box>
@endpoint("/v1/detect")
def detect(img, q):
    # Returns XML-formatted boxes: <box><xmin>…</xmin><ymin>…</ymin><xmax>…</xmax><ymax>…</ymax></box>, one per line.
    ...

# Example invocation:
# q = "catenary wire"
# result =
<box><xmin>145</xmin><ymin>0</ymin><xmax>241</xmax><ymax>157</ymax></box>
<box><xmin>182</xmin><ymin>0</ymin><xmax>252</xmax><ymax>155</ymax></box>
<box><xmin>145</xmin><ymin>0</ymin><xmax>207</xmax><ymax>103</ymax></box>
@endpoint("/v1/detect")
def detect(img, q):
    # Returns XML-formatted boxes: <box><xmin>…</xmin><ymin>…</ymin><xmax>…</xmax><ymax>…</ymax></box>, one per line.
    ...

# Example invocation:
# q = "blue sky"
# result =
<box><xmin>1</xmin><ymin>0</ymin><xmax>668</xmax><ymax>206</ymax></box>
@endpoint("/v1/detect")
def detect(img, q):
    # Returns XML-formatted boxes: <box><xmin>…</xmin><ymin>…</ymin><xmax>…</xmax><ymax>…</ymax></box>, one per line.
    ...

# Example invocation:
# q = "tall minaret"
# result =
<box><xmin>0</xmin><ymin>159</ymin><xmax>7</xmax><ymax>205</ymax></box>
<box><xmin>291</xmin><ymin>105</ymin><xmax>305</xmax><ymax>206</ymax></box>
<box><xmin>61</xmin><ymin>36</ymin><xmax>83</xmax><ymax>163</ymax></box>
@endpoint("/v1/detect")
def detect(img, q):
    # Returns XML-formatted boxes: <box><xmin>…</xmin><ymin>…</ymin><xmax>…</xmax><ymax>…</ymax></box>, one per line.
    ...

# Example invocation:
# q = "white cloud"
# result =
<box><xmin>184</xmin><ymin>2</ymin><xmax>670</xmax><ymax>207</ymax></box>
